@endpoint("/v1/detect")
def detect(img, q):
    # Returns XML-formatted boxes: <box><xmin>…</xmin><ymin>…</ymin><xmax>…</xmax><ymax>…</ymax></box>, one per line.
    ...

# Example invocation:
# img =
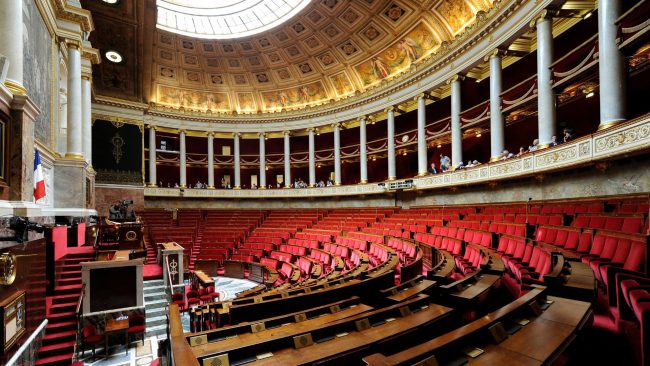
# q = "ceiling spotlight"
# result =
<box><xmin>584</xmin><ymin>11</ymin><xmax>592</xmax><ymax>19</ymax></box>
<box><xmin>437</xmin><ymin>144</ymin><xmax>442</xmax><ymax>148</ymax></box>
<box><xmin>105</xmin><ymin>50</ymin><xmax>123</xmax><ymax>63</ymax></box>
<box><xmin>265</xmin><ymin>166</ymin><xmax>269</xmax><ymax>170</ymax></box>
<box><xmin>371</xmin><ymin>156</ymin><xmax>376</xmax><ymax>161</ymax></box>
<box><xmin>585</xmin><ymin>91</ymin><xmax>594</xmax><ymax>98</ymax></box>
<box><xmin>476</xmin><ymin>133</ymin><xmax>482</xmax><ymax>137</ymax></box>
<box><xmin>102</xmin><ymin>0</ymin><xmax>119</xmax><ymax>3</ymax></box>
<box><xmin>402</xmin><ymin>151</ymin><xmax>408</xmax><ymax>156</ymax></box>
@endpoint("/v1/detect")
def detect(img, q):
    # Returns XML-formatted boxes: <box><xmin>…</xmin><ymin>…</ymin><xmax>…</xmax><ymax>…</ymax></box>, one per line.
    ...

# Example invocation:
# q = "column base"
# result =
<box><xmin>387</xmin><ymin>176</ymin><xmax>397</xmax><ymax>181</ymax></box>
<box><xmin>146</xmin><ymin>183</ymin><xmax>158</xmax><ymax>188</ymax></box>
<box><xmin>64</xmin><ymin>153</ymin><xmax>85</xmax><ymax>161</ymax></box>
<box><xmin>537</xmin><ymin>143</ymin><xmax>551</xmax><ymax>150</ymax></box>
<box><xmin>234</xmin><ymin>186</ymin><xmax>241</xmax><ymax>189</ymax></box>
<box><xmin>489</xmin><ymin>155</ymin><xmax>501</xmax><ymax>163</ymax></box>
<box><xmin>309</xmin><ymin>184</ymin><xmax>315</xmax><ymax>188</ymax></box>
<box><xmin>335</xmin><ymin>182</ymin><xmax>342</xmax><ymax>186</ymax></box>
<box><xmin>259</xmin><ymin>186</ymin><xmax>267</xmax><ymax>190</ymax></box>
<box><xmin>207</xmin><ymin>186</ymin><xmax>215</xmax><ymax>189</ymax></box>
<box><xmin>359</xmin><ymin>180</ymin><xmax>368</xmax><ymax>184</ymax></box>
<box><xmin>416</xmin><ymin>171</ymin><xmax>427</xmax><ymax>177</ymax></box>
<box><xmin>284</xmin><ymin>186</ymin><xmax>291</xmax><ymax>189</ymax></box>
<box><xmin>598</xmin><ymin>119</ymin><xmax>625</xmax><ymax>131</ymax></box>
<box><xmin>180</xmin><ymin>184</ymin><xmax>187</xmax><ymax>188</ymax></box>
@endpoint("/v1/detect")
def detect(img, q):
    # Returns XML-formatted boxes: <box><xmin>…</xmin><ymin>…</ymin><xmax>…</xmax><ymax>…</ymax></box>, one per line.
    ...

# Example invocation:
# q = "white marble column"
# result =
<box><xmin>0</xmin><ymin>0</ymin><xmax>25</xmax><ymax>93</ymax></box>
<box><xmin>359</xmin><ymin>117</ymin><xmax>368</xmax><ymax>184</ymax></box>
<box><xmin>179</xmin><ymin>130</ymin><xmax>187</xmax><ymax>188</ymax></box>
<box><xmin>148</xmin><ymin>127</ymin><xmax>157</xmax><ymax>186</ymax></box>
<box><xmin>450</xmin><ymin>75</ymin><xmax>463</xmax><ymax>167</ymax></box>
<box><xmin>488</xmin><ymin>50</ymin><xmax>505</xmax><ymax>160</ymax></box>
<box><xmin>386</xmin><ymin>107</ymin><xmax>396</xmax><ymax>180</ymax></box>
<box><xmin>535</xmin><ymin>12</ymin><xmax>556</xmax><ymax>146</ymax></box>
<box><xmin>233</xmin><ymin>133</ymin><xmax>241</xmax><ymax>189</ymax></box>
<box><xmin>81</xmin><ymin>76</ymin><xmax>92</xmax><ymax>164</ymax></box>
<box><xmin>308</xmin><ymin>128</ymin><xmax>316</xmax><ymax>187</ymax></box>
<box><xmin>283</xmin><ymin>131</ymin><xmax>291</xmax><ymax>188</ymax></box>
<box><xmin>598</xmin><ymin>0</ymin><xmax>626</xmax><ymax>128</ymax></box>
<box><xmin>416</xmin><ymin>94</ymin><xmax>428</xmax><ymax>176</ymax></box>
<box><xmin>207</xmin><ymin>132</ymin><xmax>214</xmax><ymax>188</ymax></box>
<box><xmin>333</xmin><ymin>123</ymin><xmax>342</xmax><ymax>185</ymax></box>
<box><xmin>66</xmin><ymin>44</ymin><xmax>83</xmax><ymax>159</ymax></box>
<box><xmin>259</xmin><ymin>133</ymin><xmax>266</xmax><ymax>189</ymax></box>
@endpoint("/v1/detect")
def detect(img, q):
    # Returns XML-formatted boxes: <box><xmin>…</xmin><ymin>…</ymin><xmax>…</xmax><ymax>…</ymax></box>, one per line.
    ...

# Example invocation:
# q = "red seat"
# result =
<box><xmin>128</xmin><ymin>314</ymin><xmax>146</xmax><ymax>345</ymax></box>
<box><xmin>81</xmin><ymin>325</ymin><xmax>103</xmax><ymax>358</ymax></box>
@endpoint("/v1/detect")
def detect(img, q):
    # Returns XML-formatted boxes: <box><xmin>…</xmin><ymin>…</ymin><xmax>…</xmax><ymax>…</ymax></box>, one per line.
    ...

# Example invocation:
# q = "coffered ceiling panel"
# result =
<box><xmin>85</xmin><ymin>0</ymin><xmax>494</xmax><ymax>112</ymax></box>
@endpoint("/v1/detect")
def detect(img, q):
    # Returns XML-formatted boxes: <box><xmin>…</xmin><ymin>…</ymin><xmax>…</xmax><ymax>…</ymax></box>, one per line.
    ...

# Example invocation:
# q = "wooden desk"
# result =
<box><xmin>162</xmin><ymin>242</ymin><xmax>184</xmax><ymax>251</ymax></box>
<box><xmin>194</xmin><ymin>270</ymin><xmax>215</xmax><ymax>288</ymax></box>
<box><xmin>387</xmin><ymin>279</ymin><xmax>437</xmax><ymax>303</ymax></box>
<box><xmin>469</xmin><ymin>296</ymin><xmax>592</xmax><ymax>365</ymax></box>
<box><xmin>451</xmin><ymin>274</ymin><xmax>500</xmax><ymax>299</ymax></box>
<box><xmin>253</xmin><ymin>303</ymin><xmax>453</xmax><ymax>365</ymax></box>
<box><xmin>112</xmin><ymin>250</ymin><xmax>132</xmax><ymax>261</ymax></box>
<box><xmin>104</xmin><ymin>318</ymin><xmax>129</xmax><ymax>357</ymax></box>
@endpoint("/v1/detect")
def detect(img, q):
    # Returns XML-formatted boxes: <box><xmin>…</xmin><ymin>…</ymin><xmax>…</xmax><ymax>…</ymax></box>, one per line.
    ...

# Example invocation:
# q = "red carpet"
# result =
<box><xmin>144</xmin><ymin>263</ymin><xmax>163</xmax><ymax>280</ymax></box>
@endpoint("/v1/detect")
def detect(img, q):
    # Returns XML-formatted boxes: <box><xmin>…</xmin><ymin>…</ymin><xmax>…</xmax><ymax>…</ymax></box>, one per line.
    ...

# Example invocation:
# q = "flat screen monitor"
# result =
<box><xmin>89</xmin><ymin>266</ymin><xmax>137</xmax><ymax>313</ymax></box>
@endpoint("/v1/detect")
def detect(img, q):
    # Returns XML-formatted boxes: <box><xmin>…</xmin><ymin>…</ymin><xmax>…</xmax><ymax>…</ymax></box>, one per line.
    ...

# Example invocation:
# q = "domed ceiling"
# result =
<box><xmin>86</xmin><ymin>0</ymin><xmax>494</xmax><ymax>115</ymax></box>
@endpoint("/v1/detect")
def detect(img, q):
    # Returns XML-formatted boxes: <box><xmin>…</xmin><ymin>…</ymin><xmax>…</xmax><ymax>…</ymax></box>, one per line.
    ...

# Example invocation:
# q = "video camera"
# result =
<box><xmin>1</xmin><ymin>217</ymin><xmax>45</xmax><ymax>243</ymax></box>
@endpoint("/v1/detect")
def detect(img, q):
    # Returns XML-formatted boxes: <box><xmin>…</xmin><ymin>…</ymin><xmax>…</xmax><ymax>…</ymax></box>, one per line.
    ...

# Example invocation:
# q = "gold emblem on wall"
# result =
<box><xmin>125</xmin><ymin>230</ymin><xmax>137</xmax><ymax>241</ymax></box>
<box><xmin>111</xmin><ymin>133</ymin><xmax>125</xmax><ymax>164</ymax></box>
<box><xmin>0</xmin><ymin>253</ymin><xmax>17</xmax><ymax>286</ymax></box>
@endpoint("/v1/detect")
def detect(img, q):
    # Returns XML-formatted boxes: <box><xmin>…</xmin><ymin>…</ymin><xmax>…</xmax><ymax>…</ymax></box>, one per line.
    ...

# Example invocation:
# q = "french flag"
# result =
<box><xmin>34</xmin><ymin>149</ymin><xmax>46</xmax><ymax>201</ymax></box>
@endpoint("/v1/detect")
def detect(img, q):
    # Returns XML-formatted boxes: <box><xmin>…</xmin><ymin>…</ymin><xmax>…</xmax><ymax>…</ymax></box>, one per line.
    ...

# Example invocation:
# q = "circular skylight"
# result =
<box><xmin>156</xmin><ymin>0</ymin><xmax>312</xmax><ymax>40</ymax></box>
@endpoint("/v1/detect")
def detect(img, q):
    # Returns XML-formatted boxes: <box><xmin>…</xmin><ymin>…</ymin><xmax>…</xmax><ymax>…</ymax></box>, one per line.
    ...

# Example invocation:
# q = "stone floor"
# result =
<box><xmin>78</xmin><ymin>335</ymin><xmax>161</xmax><ymax>366</ymax></box>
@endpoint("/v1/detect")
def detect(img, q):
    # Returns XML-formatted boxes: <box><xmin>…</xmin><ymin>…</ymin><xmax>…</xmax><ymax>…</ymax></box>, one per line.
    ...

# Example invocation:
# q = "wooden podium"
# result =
<box><xmin>160</xmin><ymin>242</ymin><xmax>184</xmax><ymax>287</ymax></box>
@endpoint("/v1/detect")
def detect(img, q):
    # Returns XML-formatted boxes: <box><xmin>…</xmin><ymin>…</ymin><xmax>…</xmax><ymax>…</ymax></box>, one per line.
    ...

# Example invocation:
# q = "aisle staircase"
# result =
<box><xmin>143</xmin><ymin>279</ymin><xmax>169</xmax><ymax>339</ymax></box>
<box><xmin>36</xmin><ymin>252</ymin><xmax>94</xmax><ymax>366</ymax></box>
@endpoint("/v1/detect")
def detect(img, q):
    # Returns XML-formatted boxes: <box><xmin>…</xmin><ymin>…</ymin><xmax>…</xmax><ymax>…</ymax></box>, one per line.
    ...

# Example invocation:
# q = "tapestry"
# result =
<box><xmin>92</xmin><ymin>120</ymin><xmax>142</xmax><ymax>185</ymax></box>
<box><xmin>23</xmin><ymin>0</ymin><xmax>53</xmax><ymax>145</ymax></box>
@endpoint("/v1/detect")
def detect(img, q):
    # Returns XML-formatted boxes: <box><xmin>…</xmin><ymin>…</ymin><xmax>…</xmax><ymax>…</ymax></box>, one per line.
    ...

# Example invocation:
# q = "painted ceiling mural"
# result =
<box><xmin>86</xmin><ymin>0</ymin><xmax>494</xmax><ymax>113</ymax></box>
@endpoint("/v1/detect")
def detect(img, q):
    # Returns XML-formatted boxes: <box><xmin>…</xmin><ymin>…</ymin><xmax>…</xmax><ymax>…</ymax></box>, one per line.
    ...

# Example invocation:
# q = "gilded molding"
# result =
<box><xmin>92</xmin><ymin>113</ymin><xmax>144</xmax><ymax>126</ymax></box>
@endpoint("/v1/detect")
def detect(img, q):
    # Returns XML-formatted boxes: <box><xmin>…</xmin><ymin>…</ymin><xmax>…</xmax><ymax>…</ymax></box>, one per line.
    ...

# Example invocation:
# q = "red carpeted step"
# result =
<box><xmin>35</xmin><ymin>353</ymin><xmax>74</xmax><ymax>366</ymax></box>
<box><xmin>51</xmin><ymin>294</ymin><xmax>78</xmax><ymax>305</ymax></box>
<box><xmin>56</xmin><ymin>270</ymin><xmax>82</xmax><ymax>278</ymax></box>
<box><xmin>42</xmin><ymin>330</ymin><xmax>76</xmax><ymax>346</ymax></box>
<box><xmin>46</xmin><ymin>320</ymin><xmax>77</xmax><ymax>333</ymax></box>
<box><xmin>38</xmin><ymin>340</ymin><xmax>76</xmax><ymax>359</ymax></box>
<box><xmin>56</xmin><ymin>277</ymin><xmax>81</xmax><ymax>287</ymax></box>
<box><xmin>47</xmin><ymin>312</ymin><xmax>76</xmax><ymax>323</ymax></box>
<box><xmin>53</xmin><ymin>284</ymin><xmax>83</xmax><ymax>295</ymax></box>
<box><xmin>48</xmin><ymin>301</ymin><xmax>77</xmax><ymax>315</ymax></box>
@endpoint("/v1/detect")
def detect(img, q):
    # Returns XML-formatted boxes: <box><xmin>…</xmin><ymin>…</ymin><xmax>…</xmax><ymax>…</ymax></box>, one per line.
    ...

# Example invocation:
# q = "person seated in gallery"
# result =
<box><xmin>317</xmin><ymin>180</ymin><xmax>325</xmax><ymax>187</ymax></box>
<box><xmin>515</xmin><ymin>146</ymin><xmax>526</xmax><ymax>157</ymax></box>
<box><xmin>528</xmin><ymin>139</ymin><xmax>540</xmax><ymax>152</ymax></box>
<box><xmin>221</xmin><ymin>177</ymin><xmax>226</xmax><ymax>188</ymax></box>
<box><xmin>563</xmin><ymin>128</ymin><xmax>574</xmax><ymax>143</ymax></box>
<box><xmin>500</xmin><ymin>149</ymin><xmax>514</xmax><ymax>160</ymax></box>
<box><xmin>276</xmin><ymin>182</ymin><xmax>281</xmax><ymax>189</ymax></box>
<box><xmin>251</xmin><ymin>183</ymin><xmax>258</xmax><ymax>189</ymax></box>
<box><xmin>173</xmin><ymin>183</ymin><xmax>179</xmax><ymax>188</ymax></box>
<box><xmin>550</xmin><ymin>135</ymin><xmax>558</xmax><ymax>147</ymax></box>
<box><xmin>428</xmin><ymin>162</ymin><xmax>438</xmax><ymax>174</ymax></box>
<box><xmin>326</xmin><ymin>179</ymin><xmax>334</xmax><ymax>186</ymax></box>
<box><xmin>466</xmin><ymin>160</ymin><xmax>480</xmax><ymax>168</ymax></box>
<box><xmin>455</xmin><ymin>161</ymin><xmax>465</xmax><ymax>170</ymax></box>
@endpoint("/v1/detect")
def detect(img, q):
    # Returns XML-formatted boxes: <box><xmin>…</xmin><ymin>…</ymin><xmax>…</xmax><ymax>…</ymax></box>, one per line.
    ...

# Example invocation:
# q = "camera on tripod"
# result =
<box><xmin>1</xmin><ymin>217</ymin><xmax>45</xmax><ymax>243</ymax></box>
